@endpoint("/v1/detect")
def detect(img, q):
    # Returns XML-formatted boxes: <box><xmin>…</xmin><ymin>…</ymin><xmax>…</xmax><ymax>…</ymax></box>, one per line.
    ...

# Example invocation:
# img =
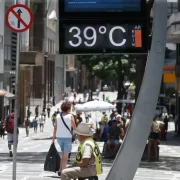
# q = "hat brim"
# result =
<box><xmin>74</xmin><ymin>129</ymin><xmax>94</xmax><ymax>136</ymax></box>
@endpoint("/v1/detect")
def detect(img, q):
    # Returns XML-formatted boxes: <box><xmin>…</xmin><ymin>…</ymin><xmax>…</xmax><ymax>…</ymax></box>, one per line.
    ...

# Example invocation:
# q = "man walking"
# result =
<box><xmin>47</xmin><ymin>106</ymin><xmax>51</xmax><ymax>118</ymax></box>
<box><xmin>35</xmin><ymin>105</ymin><xmax>39</xmax><ymax>117</ymax></box>
<box><xmin>4</xmin><ymin>111</ymin><xmax>19</xmax><ymax>157</ymax></box>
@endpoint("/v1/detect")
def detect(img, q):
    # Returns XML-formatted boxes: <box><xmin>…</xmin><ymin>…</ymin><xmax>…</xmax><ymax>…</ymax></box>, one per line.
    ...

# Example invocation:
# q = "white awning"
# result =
<box><xmin>0</xmin><ymin>89</ymin><xmax>15</xmax><ymax>99</ymax></box>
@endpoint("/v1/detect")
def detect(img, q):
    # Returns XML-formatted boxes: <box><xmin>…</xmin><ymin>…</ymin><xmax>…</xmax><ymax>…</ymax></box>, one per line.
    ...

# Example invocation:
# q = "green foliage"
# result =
<box><xmin>77</xmin><ymin>55</ymin><xmax>136</xmax><ymax>83</ymax></box>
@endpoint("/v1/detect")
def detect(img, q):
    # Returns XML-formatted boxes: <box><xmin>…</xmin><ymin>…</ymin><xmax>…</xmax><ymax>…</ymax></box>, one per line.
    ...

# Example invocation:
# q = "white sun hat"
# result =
<box><xmin>74</xmin><ymin>123</ymin><xmax>94</xmax><ymax>136</ymax></box>
<box><xmin>116</xmin><ymin>114</ymin><xmax>122</xmax><ymax>118</ymax></box>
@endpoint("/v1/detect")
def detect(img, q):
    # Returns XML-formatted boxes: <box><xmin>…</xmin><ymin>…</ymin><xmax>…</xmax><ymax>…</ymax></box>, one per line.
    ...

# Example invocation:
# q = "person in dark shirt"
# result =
<box><xmin>106</xmin><ymin>120</ymin><xmax>121</xmax><ymax>156</ymax></box>
<box><xmin>35</xmin><ymin>105</ymin><xmax>39</xmax><ymax>117</ymax></box>
<box><xmin>101</xmin><ymin>121</ymin><xmax>112</xmax><ymax>142</ymax></box>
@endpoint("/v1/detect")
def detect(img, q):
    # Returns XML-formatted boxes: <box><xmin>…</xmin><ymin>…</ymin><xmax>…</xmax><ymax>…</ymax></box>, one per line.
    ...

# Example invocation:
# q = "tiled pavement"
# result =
<box><xmin>1</xmin><ymin>100</ymin><xmax>180</xmax><ymax>180</ymax></box>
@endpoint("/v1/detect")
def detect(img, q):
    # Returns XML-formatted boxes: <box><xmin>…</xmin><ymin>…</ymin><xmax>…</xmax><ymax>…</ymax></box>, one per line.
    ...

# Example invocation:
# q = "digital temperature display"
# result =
<box><xmin>59</xmin><ymin>22</ymin><xmax>147</xmax><ymax>54</ymax></box>
<box><xmin>64</xmin><ymin>0</ymin><xmax>141</xmax><ymax>12</ymax></box>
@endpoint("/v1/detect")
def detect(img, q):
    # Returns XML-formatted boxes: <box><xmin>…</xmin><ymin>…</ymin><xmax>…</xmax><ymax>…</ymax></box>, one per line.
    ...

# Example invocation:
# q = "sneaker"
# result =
<box><xmin>10</xmin><ymin>151</ymin><xmax>13</xmax><ymax>157</ymax></box>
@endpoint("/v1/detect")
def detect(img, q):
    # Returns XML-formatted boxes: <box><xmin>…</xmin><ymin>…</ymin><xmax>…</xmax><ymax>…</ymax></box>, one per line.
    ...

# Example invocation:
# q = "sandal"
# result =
<box><xmin>58</xmin><ymin>172</ymin><xmax>61</xmax><ymax>176</ymax></box>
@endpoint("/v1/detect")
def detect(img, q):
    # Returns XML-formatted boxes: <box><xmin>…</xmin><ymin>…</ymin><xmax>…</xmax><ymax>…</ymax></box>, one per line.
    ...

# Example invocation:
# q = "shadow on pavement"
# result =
<box><xmin>0</xmin><ymin>152</ymin><xmax>113</xmax><ymax>167</ymax></box>
<box><xmin>160</xmin><ymin>131</ymin><xmax>180</xmax><ymax>146</ymax></box>
<box><xmin>45</xmin><ymin>176</ymin><xmax>60</xmax><ymax>179</ymax></box>
<box><xmin>139</xmin><ymin>156</ymin><xmax>180</xmax><ymax>171</ymax></box>
<box><xmin>32</xmin><ymin>137</ymin><xmax>53</xmax><ymax>140</ymax></box>
<box><xmin>0</xmin><ymin>152</ymin><xmax>47</xmax><ymax>163</ymax></box>
<box><xmin>1</xmin><ymin>152</ymin><xmax>180</xmax><ymax>171</ymax></box>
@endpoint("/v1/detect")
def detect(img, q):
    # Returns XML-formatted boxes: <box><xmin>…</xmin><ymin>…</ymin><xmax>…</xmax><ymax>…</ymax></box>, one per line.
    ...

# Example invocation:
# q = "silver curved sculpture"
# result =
<box><xmin>106</xmin><ymin>1</ymin><xmax>167</xmax><ymax>180</ymax></box>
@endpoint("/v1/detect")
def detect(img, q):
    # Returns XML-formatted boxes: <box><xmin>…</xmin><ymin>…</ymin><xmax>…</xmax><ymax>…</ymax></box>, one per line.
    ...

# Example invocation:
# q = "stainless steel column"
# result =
<box><xmin>106</xmin><ymin>1</ymin><xmax>167</xmax><ymax>180</ymax></box>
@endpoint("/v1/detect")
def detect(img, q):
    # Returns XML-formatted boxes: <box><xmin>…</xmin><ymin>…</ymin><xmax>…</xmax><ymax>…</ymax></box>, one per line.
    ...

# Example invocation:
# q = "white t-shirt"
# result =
<box><xmin>56</xmin><ymin>113</ymin><xmax>72</xmax><ymax>138</ymax></box>
<box><xmin>39</xmin><ymin>115</ymin><xmax>45</xmax><ymax>124</ymax></box>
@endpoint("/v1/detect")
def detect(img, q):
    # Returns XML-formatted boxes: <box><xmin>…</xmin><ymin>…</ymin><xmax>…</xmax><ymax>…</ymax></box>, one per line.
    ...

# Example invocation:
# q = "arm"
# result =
<box><xmin>52</xmin><ymin>119</ymin><xmax>57</xmax><ymax>143</ymax></box>
<box><xmin>79</xmin><ymin>158</ymin><xmax>90</xmax><ymax>167</ymax></box>
<box><xmin>4</xmin><ymin>119</ymin><xmax>7</xmax><ymax>131</ymax></box>
<box><xmin>107</xmin><ymin>133</ymin><xmax>111</xmax><ymax>140</ymax></box>
<box><xmin>120</xmin><ymin>127</ymin><xmax>124</xmax><ymax>138</ymax></box>
<box><xmin>79</xmin><ymin>144</ymin><xmax>91</xmax><ymax>167</ymax></box>
<box><xmin>71</xmin><ymin>115</ymin><xmax>76</xmax><ymax>130</ymax></box>
<box><xmin>23</xmin><ymin>118</ymin><xmax>26</xmax><ymax>126</ymax></box>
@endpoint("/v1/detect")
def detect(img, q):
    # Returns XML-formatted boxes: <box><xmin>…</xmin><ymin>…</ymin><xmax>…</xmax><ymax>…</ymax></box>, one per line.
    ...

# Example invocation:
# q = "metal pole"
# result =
<box><xmin>106</xmin><ymin>1</ymin><xmax>167</xmax><ymax>180</ymax></box>
<box><xmin>176</xmin><ymin>0</ymin><xmax>180</xmax><ymax>135</ymax></box>
<box><xmin>13</xmin><ymin>0</ymin><xmax>20</xmax><ymax>179</ymax></box>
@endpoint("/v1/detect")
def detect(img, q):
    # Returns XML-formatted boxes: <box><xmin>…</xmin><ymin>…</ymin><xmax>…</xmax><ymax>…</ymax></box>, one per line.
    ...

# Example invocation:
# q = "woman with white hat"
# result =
<box><xmin>61</xmin><ymin>123</ymin><xmax>103</xmax><ymax>180</ymax></box>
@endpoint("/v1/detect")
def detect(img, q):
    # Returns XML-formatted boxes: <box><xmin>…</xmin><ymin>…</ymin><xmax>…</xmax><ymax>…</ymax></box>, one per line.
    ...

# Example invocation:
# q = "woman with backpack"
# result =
<box><xmin>4</xmin><ymin>112</ymin><xmax>19</xmax><ymax>157</ymax></box>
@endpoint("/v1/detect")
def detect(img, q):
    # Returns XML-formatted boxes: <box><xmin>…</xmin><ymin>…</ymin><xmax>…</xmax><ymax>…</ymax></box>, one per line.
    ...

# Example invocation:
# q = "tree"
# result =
<box><xmin>77</xmin><ymin>55</ymin><xmax>136</xmax><ymax>112</ymax></box>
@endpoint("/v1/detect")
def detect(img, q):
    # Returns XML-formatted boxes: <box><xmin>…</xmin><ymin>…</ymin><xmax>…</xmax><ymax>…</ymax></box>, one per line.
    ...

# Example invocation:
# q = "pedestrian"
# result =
<box><xmin>61</xmin><ymin>123</ymin><xmax>103</xmax><ymax>180</ymax></box>
<box><xmin>83</xmin><ymin>92</ymin><xmax>87</xmax><ymax>102</ymax></box>
<box><xmin>47</xmin><ymin>106</ymin><xmax>51</xmax><ymax>118</ymax></box>
<box><xmin>39</xmin><ymin>113</ymin><xmax>45</xmax><ymax>132</ymax></box>
<box><xmin>33</xmin><ymin>115</ymin><xmax>39</xmax><ymax>133</ymax></box>
<box><xmin>4</xmin><ymin>111</ymin><xmax>19</xmax><ymax>157</ymax></box>
<box><xmin>56</xmin><ymin>108</ymin><xmax>60</xmax><ymax>115</ymax></box>
<box><xmin>96</xmin><ymin>88</ymin><xmax>99</xmax><ymax>97</ymax></box>
<box><xmin>0</xmin><ymin>119</ymin><xmax>5</xmax><ymax>139</ymax></box>
<box><xmin>27</xmin><ymin>108</ymin><xmax>31</xmax><ymax>117</ymax></box>
<box><xmin>42</xmin><ymin>108</ymin><xmax>46</xmax><ymax>122</ymax></box>
<box><xmin>24</xmin><ymin>116</ymin><xmax>30</xmax><ymax>137</ymax></box>
<box><xmin>52</xmin><ymin>102</ymin><xmax>76</xmax><ymax>176</ymax></box>
<box><xmin>148</xmin><ymin>117</ymin><xmax>161</xmax><ymax>161</ymax></box>
<box><xmin>102</xmin><ymin>93</ymin><xmax>105</xmax><ymax>101</ymax></box>
<box><xmin>73</xmin><ymin>91</ymin><xmax>77</xmax><ymax>101</ymax></box>
<box><xmin>52</xmin><ymin>112</ymin><xmax>57</xmax><ymax>127</ymax></box>
<box><xmin>35</xmin><ymin>105</ymin><xmax>39</xmax><ymax>117</ymax></box>
<box><xmin>174</xmin><ymin>115</ymin><xmax>179</xmax><ymax>134</ymax></box>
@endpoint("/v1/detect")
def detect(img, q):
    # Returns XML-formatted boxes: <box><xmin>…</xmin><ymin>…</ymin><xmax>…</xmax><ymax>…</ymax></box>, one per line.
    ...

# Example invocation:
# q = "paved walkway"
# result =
<box><xmin>1</xmin><ymin>96</ymin><xmax>180</xmax><ymax>180</ymax></box>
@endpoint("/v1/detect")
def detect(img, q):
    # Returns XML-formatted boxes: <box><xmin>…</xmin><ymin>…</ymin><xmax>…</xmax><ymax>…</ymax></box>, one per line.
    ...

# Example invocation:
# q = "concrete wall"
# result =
<box><xmin>3</xmin><ymin>5</ymin><xmax>13</xmax><ymax>91</ymax></box>
<box><xmin>46</xmin><ymin>0</ymin><xmax>66</xmax><ymax>103</ymax></box>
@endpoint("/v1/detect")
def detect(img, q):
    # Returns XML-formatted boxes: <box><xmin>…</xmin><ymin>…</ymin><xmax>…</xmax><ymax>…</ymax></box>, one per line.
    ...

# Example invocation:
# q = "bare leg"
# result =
<box><xmin>113</xmin><ymin>144</ymin><xmax>120</xmax><ymax>154</ymax></box>
<box><xmin>59</xmin><ymin>152</ymin><xmax>64</xmax><ymax>172</ymax></box>
<box><xmin>154</xmin><ymin>140</ymin><xmax>158</xmax><ymax>161</ymax></box>
<box><xmin>60</xmin><ymin>153</ymin><xmax>69</xmax><ymax>172</ymax></box>
<box><xmin>147</xmin><ymin>140</ymin><xmax>153</xmax><ymax>161</ymax></box>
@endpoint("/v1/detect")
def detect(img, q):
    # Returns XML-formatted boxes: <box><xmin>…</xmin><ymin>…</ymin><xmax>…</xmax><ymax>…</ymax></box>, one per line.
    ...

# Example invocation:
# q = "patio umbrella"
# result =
<box><xmin>75</xmin><ymin>100</ymin><xmax>115</xmax><ymax>112</ymax></box>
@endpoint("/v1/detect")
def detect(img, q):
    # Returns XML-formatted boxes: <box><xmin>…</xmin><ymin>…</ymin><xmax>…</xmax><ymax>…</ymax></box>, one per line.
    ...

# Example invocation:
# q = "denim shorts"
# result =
<box><xmin>107</xmin><ymin>139</ymin><xmax>120</xmax><ymax>145</ymax></box>
<box><xmin>57</xmin><ymin>137</ymin><xmax>72</xmax><ymax>153</ymax></box>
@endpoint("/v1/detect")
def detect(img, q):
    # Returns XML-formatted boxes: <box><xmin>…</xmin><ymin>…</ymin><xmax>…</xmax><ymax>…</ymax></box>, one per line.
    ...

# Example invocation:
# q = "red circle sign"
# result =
<box><xmin>5</xmin><ymin>4</ymin><xmax>33</xmax><ymax>33</ymax></box>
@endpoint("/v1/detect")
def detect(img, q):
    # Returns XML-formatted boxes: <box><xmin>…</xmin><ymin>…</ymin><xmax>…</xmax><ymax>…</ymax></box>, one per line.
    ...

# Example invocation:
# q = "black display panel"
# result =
<box><xmin>59</xmin><ymin>20</ymin><xmax>148</xmax><ymax>54</ymax></box>
<box><xmin>59</xmin><ymin>0</ymin><xmax>146</xmax><ymax>19</ymax></box>
<box><xmin>64</xmin><ymin>0</ymin><xmax>141</xmax><ymax>12</ymax></box>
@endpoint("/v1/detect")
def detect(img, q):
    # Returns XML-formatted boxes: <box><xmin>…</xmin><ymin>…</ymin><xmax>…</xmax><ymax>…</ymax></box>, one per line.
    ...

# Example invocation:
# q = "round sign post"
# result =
<box><xmin>5</xmin><ymin>4</ymin><xmax>33</xmax><ymax>33</ymax></box>
<box><xmin>5</xmin><ymin>3</ymin><xmax>33</xmax><ymax>180</ymax></box>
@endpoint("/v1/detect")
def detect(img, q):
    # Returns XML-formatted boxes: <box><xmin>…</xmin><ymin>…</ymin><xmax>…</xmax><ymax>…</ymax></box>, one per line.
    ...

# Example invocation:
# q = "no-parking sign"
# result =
<box><xmin>5</xmin><ymin>4</ymin><xmax>33</xmax><ymax>33</ymax></box>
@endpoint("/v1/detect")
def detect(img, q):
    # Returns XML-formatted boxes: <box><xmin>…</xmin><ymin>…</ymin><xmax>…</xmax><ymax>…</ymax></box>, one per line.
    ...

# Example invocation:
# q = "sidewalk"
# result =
<box><xmin>25</xmin><ymin>122</ymin><xmax>180</xmax><ymax>180</ymax></box>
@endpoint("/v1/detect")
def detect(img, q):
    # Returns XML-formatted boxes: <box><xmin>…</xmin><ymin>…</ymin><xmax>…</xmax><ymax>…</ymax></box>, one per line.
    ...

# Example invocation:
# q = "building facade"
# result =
<box><xmin>0</xmin><ymin>0</ymin><xmax>66</xmax><ymax>122</ymax></box>
<box><xmin>17</xmin><ymin>0</ymin><xmax>66</xmax><ymax>121</ymax></box>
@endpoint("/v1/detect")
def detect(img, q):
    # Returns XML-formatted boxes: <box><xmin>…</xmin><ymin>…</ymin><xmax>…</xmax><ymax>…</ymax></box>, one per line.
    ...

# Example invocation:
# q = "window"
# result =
<box><xmin>8</xmin><ymin>46</ymin><xmax>11</xmax><ymax>60</ymax></box>
<box><xmin>167</xmin><ymin>2</ymin><xmax>178</xmax><ymax>16</ymax></box>
<box><xmin>47</xmin><ymin>39</ymin><xmax>56</xmax><ymax>54</ymax></box>
<box><xmin>48</xmin><ymin>38</ymin><xmax>50</xmax><ymax>53</ymax></box>
<box><xmin>4</xmin><ymin>46</ymin><xmax>7</xmax><ymax>60</ymax></box>
<box><xmin>4</xmin><ymin>45</ymin><xmax>11</xmax><ymax>60</ymax></box>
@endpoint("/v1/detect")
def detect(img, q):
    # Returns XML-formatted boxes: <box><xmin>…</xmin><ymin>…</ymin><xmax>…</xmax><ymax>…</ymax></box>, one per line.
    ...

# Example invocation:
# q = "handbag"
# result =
<box><xmin>44</xmin><ymin>143</ymin><xmax>60</xmax><ymax>172</ymax></box>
